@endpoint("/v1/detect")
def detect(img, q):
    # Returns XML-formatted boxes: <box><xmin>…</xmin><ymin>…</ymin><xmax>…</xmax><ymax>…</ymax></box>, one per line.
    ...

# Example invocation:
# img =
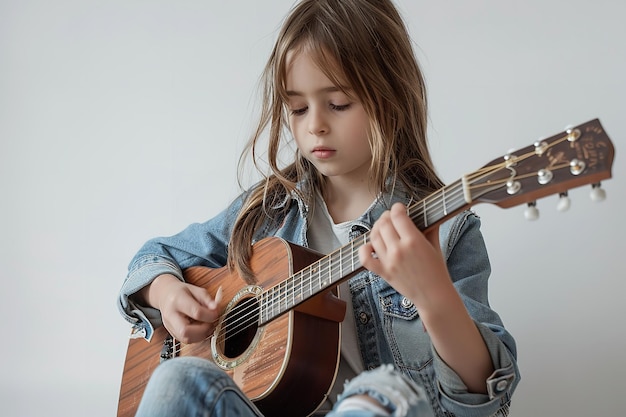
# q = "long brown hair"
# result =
<box><xmin>229</xmin><ymin>0</ymin><xmax>444</xmax><ymax>281</ymax></box>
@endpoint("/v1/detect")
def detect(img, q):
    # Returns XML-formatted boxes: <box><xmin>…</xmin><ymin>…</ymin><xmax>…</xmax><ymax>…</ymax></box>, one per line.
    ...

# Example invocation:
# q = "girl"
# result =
<box><xmin>118</xmin><ymin>0</ymin><xmax>519</xmax><ymax>416</ymax></box>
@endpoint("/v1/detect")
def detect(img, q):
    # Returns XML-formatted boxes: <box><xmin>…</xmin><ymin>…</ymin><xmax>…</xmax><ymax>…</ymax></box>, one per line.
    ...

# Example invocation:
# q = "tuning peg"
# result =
<box><xmin>534</xmin><ymin>140</ymin><xmax>548</xmax><ymax>155</ymax></box>
<box><xmin>504</xmin><ymin>150</ymin><xmax>518</xmax><ymax>167</ymax></box>
<box><xmin>556</xmin><ymin>192</ymin><xmax>571</xmax><ymax>212</ymax></box>
<box><xmin>564</xmin><ymin>125</ymin><xmax>581</xmax><ymax>142</ymax></box>
<box><xmin>590</xmin><ymin>183</ymin><xmax>606</xmax><ymax>202</ymax></box>
<box><xmin>524</xmin><ymin>201</ymin><xmax>539</xmax><ymax>220</ymax></box>
<box><xmin>506</xmin><ymin>179</ymin><xmax>521</xmax><ymax>195</ymax></box>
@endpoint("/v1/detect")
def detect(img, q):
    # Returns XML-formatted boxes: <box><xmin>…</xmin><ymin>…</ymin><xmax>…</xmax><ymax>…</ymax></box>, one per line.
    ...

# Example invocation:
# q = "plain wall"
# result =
<box><xmin>1</xmin><ymin>1</ymin><xmax>624</xmax><ymax>416</ymax></box>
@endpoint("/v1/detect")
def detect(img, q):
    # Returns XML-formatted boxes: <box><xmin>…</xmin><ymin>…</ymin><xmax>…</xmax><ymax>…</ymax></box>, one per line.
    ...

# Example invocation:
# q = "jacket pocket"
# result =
<box><xmin>378</xmin><ymin>283</ymin><xmax>433</xmax><ymax>368</ymax></box>
<box><xmin>379</xmin><ymin>285</ymin><xmax>419</xmax><ymax>319</ymax></box>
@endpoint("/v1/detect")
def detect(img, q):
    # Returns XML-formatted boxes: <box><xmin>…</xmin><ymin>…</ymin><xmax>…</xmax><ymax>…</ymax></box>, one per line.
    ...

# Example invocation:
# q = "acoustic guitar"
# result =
<box><xmin>117</xmin><ymin>118</ymin><xmax>615</xmax><ymax>417</ymax></box>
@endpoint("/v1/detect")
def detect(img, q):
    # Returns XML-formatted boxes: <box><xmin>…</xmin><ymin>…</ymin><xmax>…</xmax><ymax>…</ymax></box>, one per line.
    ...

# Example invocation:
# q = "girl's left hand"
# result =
<box><xmin>358</xmin><ymin>202</ymin><xmax>449</xmax><ymax>307</ymax></box>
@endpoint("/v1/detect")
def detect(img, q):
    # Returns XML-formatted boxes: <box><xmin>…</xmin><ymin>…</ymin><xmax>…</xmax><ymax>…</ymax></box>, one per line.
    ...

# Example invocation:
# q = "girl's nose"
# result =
<box><xmin>308</xmin><ymin>108</ymin><xmax>329</xmax><ymax>135</ymax></box>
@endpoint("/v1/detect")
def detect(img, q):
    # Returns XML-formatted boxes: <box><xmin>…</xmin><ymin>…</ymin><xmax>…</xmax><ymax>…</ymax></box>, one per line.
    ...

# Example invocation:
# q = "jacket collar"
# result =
<box><xmin>281</xmin><ymin>178</ymin><xmax>417</xmax><ymax>226</ymax></box>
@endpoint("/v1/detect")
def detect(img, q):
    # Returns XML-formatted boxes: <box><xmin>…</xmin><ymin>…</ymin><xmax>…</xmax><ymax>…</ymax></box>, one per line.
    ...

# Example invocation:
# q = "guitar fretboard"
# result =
<box><xmin>259</xmin><ymin>178</ymin><xmax>473</xmax><ymax>324</ymax></box>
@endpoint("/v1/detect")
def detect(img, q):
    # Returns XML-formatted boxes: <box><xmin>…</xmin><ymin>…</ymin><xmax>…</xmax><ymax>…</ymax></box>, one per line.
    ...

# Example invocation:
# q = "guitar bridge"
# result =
<box><xmin>160</xmin><ymin>334</ymin><xmax>178</xmax><ymax>363</ymax></box>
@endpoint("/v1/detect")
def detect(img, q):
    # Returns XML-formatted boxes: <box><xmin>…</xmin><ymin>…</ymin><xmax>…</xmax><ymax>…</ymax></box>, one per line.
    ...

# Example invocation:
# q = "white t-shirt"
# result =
<box><xmin>306</xmin><ymin>192</ymin><xmax>373</xmax><ymax>409</ymax></box>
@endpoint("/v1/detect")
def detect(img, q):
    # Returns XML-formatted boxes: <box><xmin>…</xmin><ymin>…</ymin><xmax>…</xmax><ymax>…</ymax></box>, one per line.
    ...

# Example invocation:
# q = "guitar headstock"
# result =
<box><xmin>466</xmin><ymin>119</ymin><xmax>615</xmax><ymax>214</ymax></box>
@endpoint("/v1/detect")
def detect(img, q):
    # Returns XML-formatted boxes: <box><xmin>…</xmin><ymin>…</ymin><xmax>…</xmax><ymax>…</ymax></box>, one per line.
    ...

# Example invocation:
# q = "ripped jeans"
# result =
<box><xmin>134</xmin><ymin>357</ymin><xmax>435</xmax><ymax>417</ymax></box>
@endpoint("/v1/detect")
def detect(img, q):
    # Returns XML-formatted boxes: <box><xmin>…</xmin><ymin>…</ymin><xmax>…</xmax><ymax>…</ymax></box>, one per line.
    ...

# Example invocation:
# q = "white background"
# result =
<box><xmin>1</xmin><ymin>1</ymin><xmax>624</xmax><ymax>416</ymax></box>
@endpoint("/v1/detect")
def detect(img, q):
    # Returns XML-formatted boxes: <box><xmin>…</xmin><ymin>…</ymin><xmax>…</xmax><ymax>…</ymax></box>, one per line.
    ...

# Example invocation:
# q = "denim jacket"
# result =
<box><xmin>118</xmin><ymin>185</ymin><xmax>519</xmax><ymax>417</ymax></box>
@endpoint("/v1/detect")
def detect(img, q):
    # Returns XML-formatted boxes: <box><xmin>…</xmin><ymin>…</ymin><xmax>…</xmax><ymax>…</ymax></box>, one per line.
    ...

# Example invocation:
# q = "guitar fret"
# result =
<box><xmin>349</xmin><ymin>246</ymin><xmax>355</xmax><ymax>275</ymax></box>
<box><xmin>308</xmin><ymin>265</ymin><xmax>313</xmax><ymax>298</ymax></box>
<box><xmin>276</xmin><ymin>281</ymin><xmax>282</xmax><ymax>312</ymax></box>
<box><xmin>286</xmin><ymin>277</ymin><xmax>291</xmax><ymax>310</ymax></box>
<box><xmin>461</xmin><ymin>175</ymin><xmax>472</xmax><ymax>203</ymax></box>
<box><xmin>339</xmin><ymin>248</ymin><xmax>343</xmax><ymax>280</ymax></box>
<box><xmin>265</xmin><ymin>292</ymin><xmax>270</xmax><ymax>322</ymax></box>
<box><xmin>328</xmin><ymin>255</ymin><xmax>332</xmax><ymax>286</ymax></box>
<box><xmin>318</xmin><ymin>259</ymin><xmax>324</xmax><ymax>288</ymax></box>
<box><xmin>285</xmin><ymin>279</ymin><xmax>291</xmax><ymax>310</ymax></box>
<box><xmin>293</xmin><ymin>278</ymin><xmax>297</xmax><ymax>308</ymax></box>
<box><xmin>279</xmin><ymin>282</ymin><xmax>285</xmax><ymax>314</ymax></box>
<box><xmin>349</xmin><ymin>241</ymin><xmax>354</xmax><ymax>272</ymax></box>
<box><xmin>264</xmin><ymin>291</ymin><xmax>269</xmax><ymax>322</ymax></box>
<box><xmin>295</xmin><ymin>271</ymin><xmax>303</xmax><ymax>304</ymax></box>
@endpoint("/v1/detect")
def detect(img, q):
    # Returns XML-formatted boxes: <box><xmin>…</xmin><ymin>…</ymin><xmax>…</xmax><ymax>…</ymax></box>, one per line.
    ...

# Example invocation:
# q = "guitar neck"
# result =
<box><xmin>259</xmin><ymin>180</ymin><xmax>469</xmax><ymax>324</ymax></box>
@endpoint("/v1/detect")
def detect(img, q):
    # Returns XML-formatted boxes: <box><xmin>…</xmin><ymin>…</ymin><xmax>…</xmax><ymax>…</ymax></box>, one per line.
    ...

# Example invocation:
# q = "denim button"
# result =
<box><xmin>496</xmin><ymin>380</ymin><xmax>508</xmax><ymax>391</ymax></box>
<box><xmin>359</xmin><ymin>312</ymin><xmax>369</xmax><ymax>324</ymax></box>
<box><xmin>401</xmin><ymin>297</ymin><xmax>413</xmax><ymax>308</ymax></box>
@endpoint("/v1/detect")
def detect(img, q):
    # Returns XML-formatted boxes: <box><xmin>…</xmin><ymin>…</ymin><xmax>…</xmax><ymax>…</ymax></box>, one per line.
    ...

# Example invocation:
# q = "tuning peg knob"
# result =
<box><xmin>524</xmin><ymin>201</ymin><xmax>539</xmax><ymax>220</ymax></box>
<box><xmin>590</xmin><ymin>183</ymin><xmax>606</xmax><ymax>202</ymax></box>
<box><xmin>506</xmin><ymin>180</ymin><xmax>521</xmax><ymax>195</ymax></box>
<box><xmin>565</xmin><ymin>126</ymin><xmax>581</xmax><ymax>142</ymax></box>
<box><xmin>557</xmin><ymin>192</ymin><xmax>571</xmax><ymax>212</ymax></box>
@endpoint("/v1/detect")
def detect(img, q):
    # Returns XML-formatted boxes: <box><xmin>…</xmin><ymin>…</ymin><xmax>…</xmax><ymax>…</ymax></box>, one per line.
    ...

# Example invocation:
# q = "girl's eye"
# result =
<box><xmin>330</xmin><ymin>103</ymin><xmax>351</xmax><ymax>111</ymax></box>
<box><xmin>289</xmin><ymin>102</ymin><xmax>351</xmax><ymax>116</ymax></box>
<box><xmin>290</xmin><ymin>107</ymin><xmax>307</xmax><ymax>116</ymax></box>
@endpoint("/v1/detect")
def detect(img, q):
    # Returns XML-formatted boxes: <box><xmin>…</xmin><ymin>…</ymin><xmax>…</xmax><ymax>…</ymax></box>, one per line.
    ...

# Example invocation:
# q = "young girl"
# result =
<box><xmin>118</xmin><ymin>0</ymin><xmax>519</xmax><ymax>416</ymax></box>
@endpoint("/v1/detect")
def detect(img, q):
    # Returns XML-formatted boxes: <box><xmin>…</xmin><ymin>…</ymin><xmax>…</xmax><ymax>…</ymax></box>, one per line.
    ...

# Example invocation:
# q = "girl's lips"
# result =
<box><xmin>312</xmin><ymin>147</ymin><xmax>336</xmax><ymax>159</ymax></box>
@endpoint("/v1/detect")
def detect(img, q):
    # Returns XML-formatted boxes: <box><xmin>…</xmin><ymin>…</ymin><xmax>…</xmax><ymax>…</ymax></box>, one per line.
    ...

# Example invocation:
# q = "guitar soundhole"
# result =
<box><xmin>222</xmin><ymin>296</ymin><xmax>260</xmax><ymax>358</ymax></box>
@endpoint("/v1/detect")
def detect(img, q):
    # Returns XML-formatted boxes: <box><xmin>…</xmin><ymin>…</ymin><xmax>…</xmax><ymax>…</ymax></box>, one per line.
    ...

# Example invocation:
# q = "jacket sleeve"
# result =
<box><xmin>434</xmin><ymin>211</ymin><xmax>520</xmax><ymax>417</ymax></box>
<box><xmin>116</xmin><ymin>193</ymin><xmax>247</xmax><ymax>340</ymax></box>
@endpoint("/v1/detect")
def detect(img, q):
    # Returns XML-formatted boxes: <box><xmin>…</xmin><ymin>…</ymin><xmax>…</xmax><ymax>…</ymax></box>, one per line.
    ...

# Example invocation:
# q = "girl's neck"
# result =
<box><xmin>321</xmin><ymin>177</ymin><xmax>378</xmax><ymax>224</ymax></box>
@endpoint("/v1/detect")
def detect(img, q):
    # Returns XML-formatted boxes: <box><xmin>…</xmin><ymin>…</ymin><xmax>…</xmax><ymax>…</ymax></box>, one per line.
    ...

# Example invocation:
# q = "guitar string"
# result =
<box><xmin>174</xmin><ymin>134</ymin><xmax>571</xmax><ymax>350</ymax></box>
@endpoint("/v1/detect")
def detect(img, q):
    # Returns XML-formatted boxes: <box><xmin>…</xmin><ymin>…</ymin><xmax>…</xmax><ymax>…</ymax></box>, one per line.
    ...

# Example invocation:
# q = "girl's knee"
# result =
<box><xmin>332</xmin><ymin>365</ymin><xmax>434</xmax><ymax>417</ymax></box>
<box><xmin>152</xmin><ymin>357</ymin><xmax>230</xmax><ymax>387</ymax></box>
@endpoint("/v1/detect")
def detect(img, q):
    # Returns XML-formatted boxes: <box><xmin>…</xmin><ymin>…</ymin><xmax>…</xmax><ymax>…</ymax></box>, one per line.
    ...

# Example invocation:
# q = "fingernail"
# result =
<box><xmin>209</xmin><ymin>286</ymin><xmax>223</xmax><ymax>309</ymax></box>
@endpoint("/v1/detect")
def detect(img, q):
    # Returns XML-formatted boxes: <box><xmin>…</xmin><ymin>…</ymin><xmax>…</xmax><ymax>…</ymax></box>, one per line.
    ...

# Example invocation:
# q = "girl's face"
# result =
<box><xmin>285</xmin><ymin>50</ymin><xmax>372</xmax><ymax>186</ymax></box>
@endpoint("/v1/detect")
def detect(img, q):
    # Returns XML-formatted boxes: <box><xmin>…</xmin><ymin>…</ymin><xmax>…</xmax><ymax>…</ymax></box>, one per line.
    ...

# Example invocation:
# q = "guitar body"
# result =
<box><xmin>117</xmin><ymin>237</ymin><xmax>347</xmax><ymax>417</ymax></box>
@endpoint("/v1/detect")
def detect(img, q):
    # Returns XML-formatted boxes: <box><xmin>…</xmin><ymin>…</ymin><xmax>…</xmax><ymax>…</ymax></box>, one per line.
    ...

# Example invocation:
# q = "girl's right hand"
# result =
<box><xmin>143</xmin><ymin>274</ymin><xmax>222</xmax><ymax>344</ymax></box>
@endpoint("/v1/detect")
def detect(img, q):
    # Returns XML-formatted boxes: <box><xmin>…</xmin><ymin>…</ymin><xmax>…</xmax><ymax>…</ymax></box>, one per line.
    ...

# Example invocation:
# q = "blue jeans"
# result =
<box><xmin>135</xmin><ymin>357</ymin><xmax>435</xmax><ymax>417</ymax></box>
